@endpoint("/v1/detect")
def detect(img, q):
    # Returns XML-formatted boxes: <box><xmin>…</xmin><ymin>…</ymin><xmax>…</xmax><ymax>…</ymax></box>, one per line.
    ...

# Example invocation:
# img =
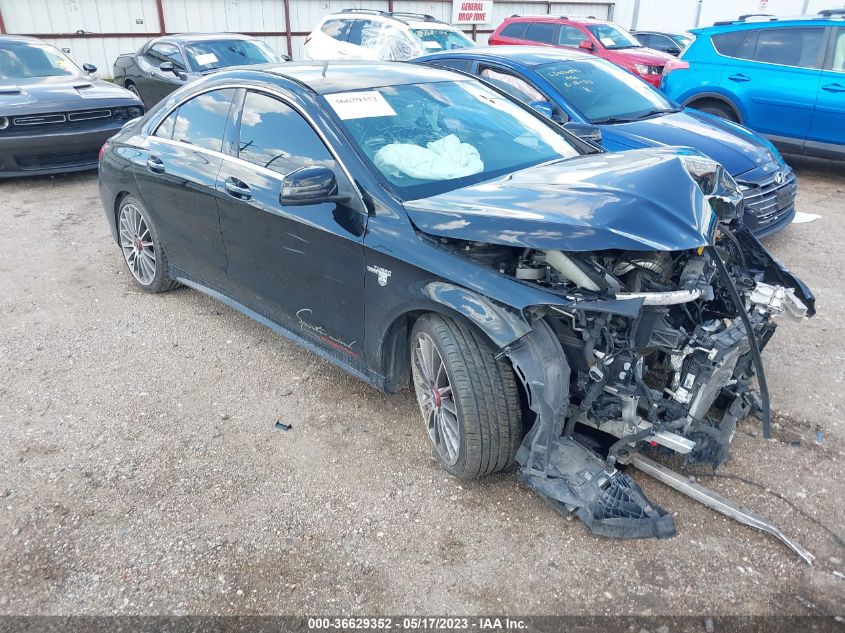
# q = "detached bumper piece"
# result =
<box><xmin>519</xmin><ymin>437</ymin><xmax>675</xmax><ymax>539</ymax></box>
<box><xmin>618</xmin><ymin>450</ymin><xmax>814</xmax><ymax>565</ymax></box>
<box><xmin>505</xmin><ymin>318</ymin><xmax>675</xmax><ymax>540</ymax></box>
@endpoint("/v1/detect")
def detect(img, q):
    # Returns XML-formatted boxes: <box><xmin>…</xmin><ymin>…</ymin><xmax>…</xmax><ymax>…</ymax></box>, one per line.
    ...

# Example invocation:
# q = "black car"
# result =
<box><xmin>632</xmin><ymin>31</ymin><xmax>693</xmax><ymax>56</ymax></box>
<box><xmin>113</xmin><ymin>33</ymin><xmax>288</xmax><ymax>108</ymax></box>
<box><xmin>0</xmin><ymin>35</ymin><xmax>143</xmax><ymax>178</ymax></box>
<box><xmin>99</xmin><ymin>62</ymin><xmax>814</xmax><ymax>539</ymax></box>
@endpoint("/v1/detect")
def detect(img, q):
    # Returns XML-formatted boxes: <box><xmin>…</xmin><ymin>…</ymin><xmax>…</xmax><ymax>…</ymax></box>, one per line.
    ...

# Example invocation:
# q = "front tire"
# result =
<box><xmin>117</xmin><ymin>196</ymin><xmax>177</xmax><ymax>293</ymax></box>
<box><xmin>410</xmin><ymin>314</ymin><xmax>523</xmax><ymax>479</ymax></box>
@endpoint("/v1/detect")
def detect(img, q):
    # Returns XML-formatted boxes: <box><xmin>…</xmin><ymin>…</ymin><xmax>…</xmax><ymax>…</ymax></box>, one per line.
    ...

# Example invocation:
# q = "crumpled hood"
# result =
<box><xmin>404</xmin><ymin>148</ymin><xmax>722</xmax><ymax>252</ymax></box>
<box><xmin>604</xmin><ymin>109</ymin><xmax>781</xmax><ymax>177</ymax></box>
<box><xmin>0</xmin><ymin>75</ymin><xmax>140</xmax><ymax>114</ymax></box>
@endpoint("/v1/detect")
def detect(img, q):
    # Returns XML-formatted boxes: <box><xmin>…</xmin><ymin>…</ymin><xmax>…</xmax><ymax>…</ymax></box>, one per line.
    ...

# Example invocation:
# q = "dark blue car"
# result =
<box><xmin>98</xmin><ymin>61</ymin><xmax>813</xmax><ymax>540</ymax></box>
<box><xmin>414</xmin><ymin>46</ymin><xmax>797</xmax><ymax>236</ymax></box>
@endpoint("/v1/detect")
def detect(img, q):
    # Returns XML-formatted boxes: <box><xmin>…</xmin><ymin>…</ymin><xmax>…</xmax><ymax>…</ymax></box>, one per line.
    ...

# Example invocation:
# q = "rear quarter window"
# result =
<box><xmin>321</xmin><ymin>19</ymin><xmax>351</xmax><ymax>41</ymax></box>
<box><xmin>711</xmin><ymin>31</ymin><xmax>747</xmax><ymax>57</ymax></box>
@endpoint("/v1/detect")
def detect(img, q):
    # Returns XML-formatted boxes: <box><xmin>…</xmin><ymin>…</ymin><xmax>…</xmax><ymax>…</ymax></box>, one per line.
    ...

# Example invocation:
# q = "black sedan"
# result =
<box><xmin>631</xmin><ymin>31</ymin><xmax>693</xmax><ymax>56</ymax></box>
<box><xmin>0</xmin><ymin>35</ymin><xmax>143</xmax><ymax>178</ymax></box>
<box><xmin>99</xmin><ymin>62</ymin><xmax>813</xmax><ymax>540</ymax></box>
<box><xmin>113</xmin><ymin>33</ymin><xmax>288</xmax><ymax>107</ymax></box>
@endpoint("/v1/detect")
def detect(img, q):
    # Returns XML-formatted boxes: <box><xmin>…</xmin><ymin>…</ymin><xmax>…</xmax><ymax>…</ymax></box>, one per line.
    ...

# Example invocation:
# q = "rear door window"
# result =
<box><xmin>752</xmin><ymin>28</ymin><xmax>825</xmax><ymax>68</ymax></box>
<box><xmin>500</xmin><ymin>23</ymin><xmax>528</xmax><ymax>40</ymax></box>
<box><xmin>347</xmin><ymin>20</ymin><xmax>377</xmax><ymax>46</ymax></box>
<box><xmin>236</xmin><ymin>91</ymin><xmax>333</xmax><ymax>175</ymax></box>
<box><xmin>171</xmin><ymin>88</ymin><xmax>236</xmax><ymax>152</ymax></box>
<box><xmin>524</xmin><ymin>23</ymin><xmax>558</xmax><ymax>45</ymax></box>
<box><xmin>728</xmin><ymin>27</ymin><xmax>825</xmax><ymax>68</ymax></box>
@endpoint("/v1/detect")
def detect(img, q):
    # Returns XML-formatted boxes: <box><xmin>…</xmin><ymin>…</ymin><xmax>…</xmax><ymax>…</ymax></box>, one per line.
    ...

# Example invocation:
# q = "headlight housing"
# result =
<box><xmin>113</xmin><ymin>106</ymin><xmax>145</xmax><ymax>121</ymax></box>
<box><xmin>0</xmin><ymin>116</ymin><xmax>9</xmax><ymax>130</ymax></box>
<box><xmin>681</xmin><ymin>155</ymin><xmax>742</xmax><ymax>221</ymax></box>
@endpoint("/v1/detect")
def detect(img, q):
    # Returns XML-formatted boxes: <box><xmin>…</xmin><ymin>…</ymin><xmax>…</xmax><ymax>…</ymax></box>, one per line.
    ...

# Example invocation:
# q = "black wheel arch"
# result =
<box><xmin>683</xmin><ymin>92</ymin><xmax>743</xmax><ymax>123</ymax></box>
<box><xmin>377</xmin><ymin>283</ymin><xmax>532</xmax><ymax>394</ymax></box>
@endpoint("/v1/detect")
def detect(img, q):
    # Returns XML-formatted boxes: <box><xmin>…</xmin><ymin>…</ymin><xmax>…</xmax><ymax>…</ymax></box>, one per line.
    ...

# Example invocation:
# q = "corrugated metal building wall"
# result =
<box><xmin>0</xmin><ymin>0</ymin><xmax>614</xmax><ymax>78</ymax></box>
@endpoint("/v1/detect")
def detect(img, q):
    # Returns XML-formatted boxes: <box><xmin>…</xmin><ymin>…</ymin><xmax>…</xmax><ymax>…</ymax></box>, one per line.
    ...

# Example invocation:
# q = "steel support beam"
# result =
<box><xmin>283</xmin><ymin>0</ymin><xmax>293</xmax><ymax>58</ymax></box>
<box><xmin>155</xmin><ymin>0</ymin><xmax>166</xmax><ymax>34</ymax></box>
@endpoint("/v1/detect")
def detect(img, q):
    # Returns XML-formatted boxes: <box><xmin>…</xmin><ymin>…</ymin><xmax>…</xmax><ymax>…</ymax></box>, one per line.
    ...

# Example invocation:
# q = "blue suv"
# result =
<box><xmin>661</xmin><ymin>16</ymin><xmax>845</xmax><ymax>159</ymax></box>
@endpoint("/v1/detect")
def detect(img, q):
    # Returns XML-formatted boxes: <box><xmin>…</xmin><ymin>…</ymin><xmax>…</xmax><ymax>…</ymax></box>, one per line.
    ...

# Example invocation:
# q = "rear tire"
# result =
<box><xmin>690</xmin><ymin>98</ymin><xmax>739</xmax><ymax>122</ymax></box>
<box><xmin>117</xmin><ymin>195</ymin><xmax>178</xmax><ymax>293</ymax></box>
<box><xmin>410</xmin><ymin>314</ymin><xmax>523</xmax><ymax>479</ymax></box>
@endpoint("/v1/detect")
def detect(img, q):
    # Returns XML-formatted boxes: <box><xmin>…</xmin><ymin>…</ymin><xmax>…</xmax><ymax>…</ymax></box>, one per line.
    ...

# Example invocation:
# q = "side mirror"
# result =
<box><xmin>159</xmin><ymin>61</ymin><xmax>175</xmax><ymax>73</ymax></box>
<box><xmin>668</xmin><ymin>47</ymin><xmax>681</xmax><ymax>56</ymax></box>
<box><xmin>578</xmin><ymin>39</ymin><xmax>594</xmax><ymax>51</ymax></box>
<box><xmin>279</xmin><ymin>166</ymin><xmax>346</xmax><ymax>206</ymax></box>
<box><xmin>563</xmin><ymin>121</ymin><xmax>603</xmax><ymax>145</ymax></box>
<box><xmin>82</xmin><ymin>63</ymin><xmax>97</xmax><ymax>74</ymax></box>
<box><xmin>529</xmin><ymin>100</ymin><xmax>554</xmax><ymax>119</ymax></box>
<box><xmin>281</xmin><ymin>54</ymin><xmax>292</xmax><ymax>62</ymax></box>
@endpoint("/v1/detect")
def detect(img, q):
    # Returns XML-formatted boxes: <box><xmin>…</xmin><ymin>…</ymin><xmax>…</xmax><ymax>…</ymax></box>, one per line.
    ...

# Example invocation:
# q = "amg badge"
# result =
<box><xmin>366</xmin><ymin>265</ymin><xmax>392</xmax><ymax>286</ymax></box>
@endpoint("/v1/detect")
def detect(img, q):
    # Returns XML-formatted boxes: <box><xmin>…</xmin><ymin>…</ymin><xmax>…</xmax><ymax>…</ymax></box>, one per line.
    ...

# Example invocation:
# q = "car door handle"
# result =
<box><xmin>822</xmin><ymin>83</ymin><xmax>845</xmax><ymax>93</ymax></box>
<box><xmin>224</xmin><ymin>177</ymin><xmax>251</xmax><ymax>200</ymax></box>
<box><xmin>146</xmin><ymin>156</ymin><xmax>165</xmax><ymax>173</ymax></box>
<box><xmin>728</xmin><ymin>73</ymin><xmax>751</xmax><ymax>82</ymax></box>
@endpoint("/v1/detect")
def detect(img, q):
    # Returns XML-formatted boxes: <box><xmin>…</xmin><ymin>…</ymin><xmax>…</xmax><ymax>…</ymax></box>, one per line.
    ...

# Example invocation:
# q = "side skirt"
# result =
<box><xmin>173</xmin><ymin>273</ymin><xmax>388</xmax><ymax>392</ymax></box>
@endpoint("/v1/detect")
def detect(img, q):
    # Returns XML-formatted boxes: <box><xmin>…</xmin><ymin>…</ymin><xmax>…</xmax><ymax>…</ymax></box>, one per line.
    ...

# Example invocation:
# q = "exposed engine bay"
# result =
<box><xmin>436</xmin><ymin>223</ymin><xmax>814</xmax><ymax>541</ymax></box>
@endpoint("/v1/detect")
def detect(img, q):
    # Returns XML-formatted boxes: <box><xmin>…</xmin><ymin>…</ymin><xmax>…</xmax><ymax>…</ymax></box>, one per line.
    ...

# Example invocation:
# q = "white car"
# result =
<box><xmin>305</xmin><ymin>9</ymin><xmax>475</xmax><ymax>61</ymax></box>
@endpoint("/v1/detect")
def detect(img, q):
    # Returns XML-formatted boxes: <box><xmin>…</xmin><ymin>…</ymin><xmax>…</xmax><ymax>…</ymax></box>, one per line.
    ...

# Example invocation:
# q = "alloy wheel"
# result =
<box><xmin>118</xmin><ymin>203</ymin><xmax>156</xmax><ymax>285</ymax></box>
<box><xmin>412</xmin><ymin>332</ymin><xmax>460</xmax><ymax>466</ymax></box>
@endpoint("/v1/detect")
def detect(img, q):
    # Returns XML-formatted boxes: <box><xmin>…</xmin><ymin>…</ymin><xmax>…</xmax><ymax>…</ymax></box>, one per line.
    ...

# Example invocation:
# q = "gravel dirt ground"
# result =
<box><xmin>0</xmin><ymin>157</ymin><xmax>843</xmax><ymax>617</ymax></box>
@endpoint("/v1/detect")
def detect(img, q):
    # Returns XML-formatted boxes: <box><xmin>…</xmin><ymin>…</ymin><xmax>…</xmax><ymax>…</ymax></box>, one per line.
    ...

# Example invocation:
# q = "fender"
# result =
<box><xmin>422</xmin><ymin>281</ymin><xmax>532</xmax><ymax>349</ymax></box>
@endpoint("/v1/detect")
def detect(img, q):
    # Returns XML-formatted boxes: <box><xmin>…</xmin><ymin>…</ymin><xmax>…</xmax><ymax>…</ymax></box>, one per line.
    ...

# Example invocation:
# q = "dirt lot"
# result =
<box><xmin>0</xmin><ymin>158</ymin><xmax>843</xmax><ymax>617</ymax></box>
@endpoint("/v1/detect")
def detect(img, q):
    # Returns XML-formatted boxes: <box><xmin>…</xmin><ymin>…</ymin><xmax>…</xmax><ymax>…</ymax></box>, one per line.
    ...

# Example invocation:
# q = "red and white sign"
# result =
<box><xmin>451</xmin><ymin>0</ymin><xmax>493</xmax><ymax>25</ymax></box>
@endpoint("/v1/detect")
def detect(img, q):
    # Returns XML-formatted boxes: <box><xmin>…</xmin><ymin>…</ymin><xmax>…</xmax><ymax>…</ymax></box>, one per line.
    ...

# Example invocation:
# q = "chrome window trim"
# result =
<box><xmin>148</xmin><ymin>82</ymin><xmax>366</xmax><ymax>207</ymax></box>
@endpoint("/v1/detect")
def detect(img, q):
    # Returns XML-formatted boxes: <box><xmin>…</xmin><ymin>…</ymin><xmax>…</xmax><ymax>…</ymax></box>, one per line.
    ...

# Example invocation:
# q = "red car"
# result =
<box><xmin>488</xmin><ymin>16</ymin><xmax>675</xmax><ymax>87</ymax></box>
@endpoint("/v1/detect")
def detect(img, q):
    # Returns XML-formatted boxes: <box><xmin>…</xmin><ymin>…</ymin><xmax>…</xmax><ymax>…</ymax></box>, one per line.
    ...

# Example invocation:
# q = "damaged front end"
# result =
<box><xmin>417</xmin><ymin>152</ymin><xmax>815</xmax><ymax>540</ymax></box>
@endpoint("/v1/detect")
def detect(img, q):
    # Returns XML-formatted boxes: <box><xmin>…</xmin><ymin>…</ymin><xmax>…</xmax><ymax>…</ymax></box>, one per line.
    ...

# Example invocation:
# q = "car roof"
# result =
<box><xmin>503</xmin><ymin>15</ymin><xmax>609</xmax><ymax>24</ymax></box>
<box><xmin>153</xmin><ymin>32</ymin><xmax>258</xmax><ymax>44</ymax></box>
<box><xmin>693</xmin><ymin>16</ymin><xmax>844</xmax><ymax>34</ymax></box>
<box><xmin>418</xmin><ymin>45</ymin><xmax>595</xmax><ymax>66</ymax></box>
<box><xmin>232</xmin><ymin>60</ymin><xmax>469</xmax><ymax>94</ymax></box>
<box><xmin>0</xmin><ymin>35</ymin><xmax>47</xmax><ymax>44</ymax></box>
<box><xmin>323</xmin><ymin>9</ymin><xmax>450</xmax><ymax>27</ymax></box>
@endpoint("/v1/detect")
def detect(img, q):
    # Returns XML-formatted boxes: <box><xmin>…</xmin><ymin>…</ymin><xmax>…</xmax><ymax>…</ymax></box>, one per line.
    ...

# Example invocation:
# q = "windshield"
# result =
<box><xmin>586</xmin><ymin>24</ymin><xmax>642</xmax><ymax>50</ymax></box>
<box><xmin>0</xmin><ymin>42</ymin><xmax>82</xmax><ymax>80</ymax></box>
<box><xmin>537</xmin><ymin>59</ymin><xmax>677</xmax><ymax>123</ymax></box>
<box><xmin>326</xmin><ymin>80</ymin><xmax>578</xmax><ymax>200</ymax></box>
<box><xmin>184</xmin><ymin>39</ymin><xmax>283</xmax><ymax>72</ymax></box>
<box><xmin>411</xmin><ymin>28</ymin><xmax>475</xmax><ymax>52</ymax></box>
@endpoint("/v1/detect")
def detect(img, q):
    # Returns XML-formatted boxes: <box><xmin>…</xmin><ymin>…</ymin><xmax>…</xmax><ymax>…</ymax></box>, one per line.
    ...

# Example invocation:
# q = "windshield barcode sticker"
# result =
<box><xmin>324</xmin><ymin>91</ymin><xmax>397</xmax><ymax>120</ymax></box>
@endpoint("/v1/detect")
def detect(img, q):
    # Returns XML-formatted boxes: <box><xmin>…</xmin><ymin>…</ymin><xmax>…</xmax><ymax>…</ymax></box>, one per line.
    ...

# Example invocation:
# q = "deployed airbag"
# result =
<box><xmin>374</xmin><ymin>134</ymin><xmax>483</xmax><ymax>181</ymax></box>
